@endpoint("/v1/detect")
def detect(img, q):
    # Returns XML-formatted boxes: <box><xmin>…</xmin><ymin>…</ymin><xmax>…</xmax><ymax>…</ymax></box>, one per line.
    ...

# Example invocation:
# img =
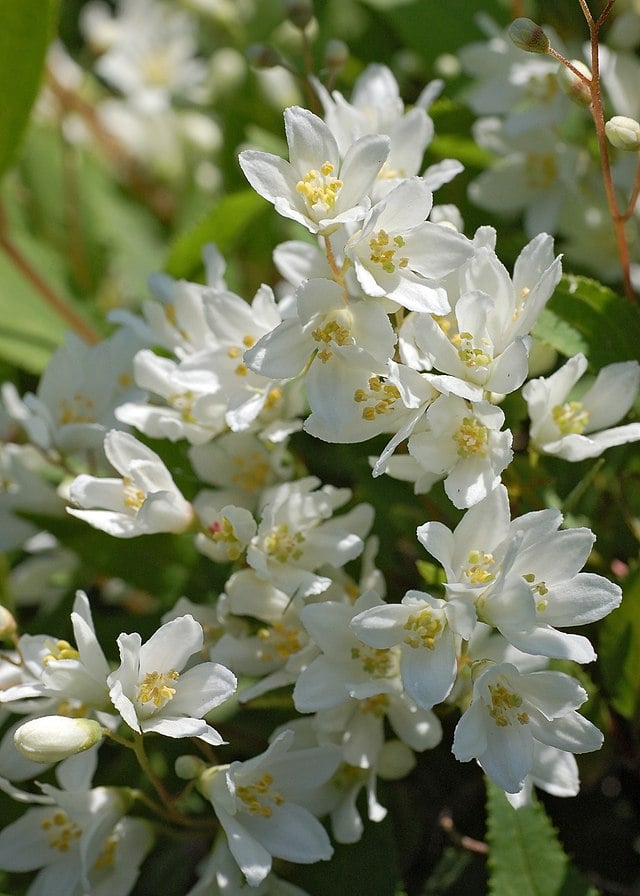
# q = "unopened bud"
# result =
<box><xmin>605</xmin><ymin>115</ymin><xmax>640</xmax><ymax>151</ymax></box>
<box><xmin>377</xmin><ymin>739</ymin><xmax>416</xmax><ymax>780</ymax></box>
<box><xmin>557</xmin><ymin>60</ymin><xmax>592</xmax><ymax>107</ymax></box>
<box><xmin>175</xmin><ymin>754</ymin><xmax>206</xmax><ymax>780</ymax></box>
<box><xmin>283</xmin><ymin>0</ymin><xmax>314</xmax><ymax>30</ymax></box>
<box><xmin>14</xmin><ymin>716</ymin><xmax>103</xmax><ymax>763</ymax></box>
<box><xmin>508</xmin><ymin>17</ymin><xmax>550</xmax><ymax>54</ymax></box>
<box><xmin>324</xmin><ymin>39</ymin><xmax>349</xmax><ymax>72</ymax></box>
<box><xmin>0</xmin><ymin>605</ymin><xmax>17</xmax><ymax>639</ymax></box>
<box><xmin>246</xmin><ymin>43</ymin><xmax>285</xmax><ymax>70</ymax></box>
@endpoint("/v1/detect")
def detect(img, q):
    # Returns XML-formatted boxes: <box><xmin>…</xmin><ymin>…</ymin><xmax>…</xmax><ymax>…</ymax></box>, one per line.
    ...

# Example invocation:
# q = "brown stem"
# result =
<box><xmin>622</xmin><ymin>154</ymin><xmax>640</xmax><ymax>221</ymax></box>
<box><xmin>0</xmin><ymin>207</ymin><xmax>101</xmax><ymax>344</ymax></box>
<box><xmin>439</xmin><ymin>809</ymin><xmax>488</xmax><ymax>855</ymax></box>
<box><xmin>573</xmin><ymin>0</ymin><xmax>636</xmax><ymax>301</ymax></box>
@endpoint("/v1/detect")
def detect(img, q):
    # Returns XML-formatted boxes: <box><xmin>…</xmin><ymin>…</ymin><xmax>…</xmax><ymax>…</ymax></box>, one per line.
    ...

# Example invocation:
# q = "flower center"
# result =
<box><xmin>41</xmin><ymin>809</ymin><xmax>82</xmax><ymax>853</ymax></box>
<box><xmin>451</xmin><ymin>332</ymin><xmax>492</xmax><ymax>369</ymax></box>
<box><xmin>403</xmin><ymin>607</ymin><xmax>443</xmax><ymax>649</ymax></box>
<box><xmin>351</xmin><ymin>644</ymin><xmax>398</xmax><ymax>678</ymax></box>
<box><xmin>256</xmin><ymin>621</ymin><xmax>304</xmax><ymax>662</ymax></box>
<box><xmin>369</xmin><ymin>229</ymin><xmax>409</xmax><ymax>274</ymax></box>
<box><xmin>237</xmin><ymin>772</ymin><xmax>284</xmax><ymax>817</ymax></box>
<box><xmin>522</xmin><ymin>572</ymin><xmax>549</xmax><ymax>611</ymax></box>
<box><xmin>487</xmin><ymin>682</ymin><xmax>529</xmax><ymax>727</ymax></box>
<box><xmin>463</xmin><ymin>550</ymin><xmax>496</xmax><ymax>585</ymax></box>
<box><xmin>167</xmin><ymin>390</ymin><xmax>197</xmax><ymax>423</ymax></box>
<box><xmin>359</xmin><ymin>693</ymin><xmax>389</xmax><ymax>716</ymax></box>
<box><xmin>263</xmin><ymin>523</ymin><xmax>305</xmax><ymax>563</ymax></box>
<box><xmin>296</xmin><ymin>161</ymin><xmax>343</xmax><ymax>212</ymax></box>
<box><xmin>123</xmin><ymin>476</ymin><xmax>146</xmax><ymax>510</ymax></box>
<box><xmin>43</xmin><ymin>639</ymin><xmax>80</xmax><ymax>664</ymax></box>
<box><xmin>525</xmin><ymin>152</ymin><xmax>557</xmax><ymax>190</ymax></box>
<box><xmin>58</xmin><ymin>393</ymin><xmax>96</xmax><ymax>426</ymax></box>
<box><xmin>354</xmin><ymin>375</ymin><xmax>400</xmax><ymax>422</ymax></box>
<box><xmin>230</xmin><ymin>453</ymin><xmax>271</xmax><ymax>492</ymax></box>
<box><xmin>552</xmin><ymin>400</ymin><xmax>590</xmax><ymax>435</ymax></box>
<box><xmin>453</xmin><ymin>417</ymin><xmax>489</xmax><ymax>457</ymax></box>
<box><xmin>138</xmin><ymin>670</ymin><xmax>179</xmax><ymax>708</ymax></box>
<box><xmin>206</xmin><ymin>516</ymin><xmax>244</xmax><ymax>561</ymax></box>
<box><xmin>312</xmin><ymin>316</ymin><xmax>353</xmax><ymax>363</ymax></box>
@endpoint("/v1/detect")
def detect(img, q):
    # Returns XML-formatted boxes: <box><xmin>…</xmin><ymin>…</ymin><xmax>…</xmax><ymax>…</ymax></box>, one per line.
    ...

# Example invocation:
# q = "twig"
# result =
<box><xmin>439</xmin><ymin>809</ymin><xmax>488</xmax><ymax>855</ymax></box>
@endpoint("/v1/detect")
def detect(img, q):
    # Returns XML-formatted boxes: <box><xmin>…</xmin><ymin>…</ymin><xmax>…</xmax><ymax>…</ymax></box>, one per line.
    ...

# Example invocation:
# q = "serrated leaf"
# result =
<box><xmin>486</xmin><ymin>780</ymin><xmax>597</xmax><ymax>896</ymax></box>
<box><xmin>535</xmin><ymin>274</ymin><xmax>640</xmax><ymax>367</ymax></box>
<box><xmin>598</xmin><ymin>563</ymin><xmax>640</xmax><ymax>719</ymax></box>
<box><xmin>164</xmin><ymin>190</ymin><xmax>268</xmax><ymax>280</ymax></box>
<box><xmin>0</xmin><ymin>0</ymin><xmax>58</xmax><ymax>179</ymax></box>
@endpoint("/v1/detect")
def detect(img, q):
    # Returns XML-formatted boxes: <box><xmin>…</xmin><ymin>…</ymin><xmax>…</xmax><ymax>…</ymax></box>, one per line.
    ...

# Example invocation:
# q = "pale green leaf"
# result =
<box><xmin>0</xmin><ymin>0</ymin><xmax>58</xmax><ymax>179</ymax></box>
<box><xmin>599</xmin><ymin>563</ymin><xmax>640</xmax><ymax>719</ymax></box>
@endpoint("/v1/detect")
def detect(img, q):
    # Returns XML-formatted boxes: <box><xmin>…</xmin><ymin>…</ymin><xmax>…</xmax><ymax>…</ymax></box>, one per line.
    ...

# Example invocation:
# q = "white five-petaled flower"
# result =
<box><xmin>107</xmin><ymin>614</ymin><xmax>236</xmax><ymax>743</ymax></box>
<box><xmin>345</xmin><ymin>177</ymin><xmax>473</xmax><ymax>314</ymax></box>
<box><xmin>452</xmin><ymin>662</ymin><xmax>603</xmax><ymax>793</ymax></box>
<box><xmin>239</xmin><ymin>106</ymin><xmax>390</xmax><ymax>235</ymax></box>
<box><xmin>68</xmin><ymin>429</ymin><xmax>194</xmax><ymax>537</ymax></box>
<box><xmin>202</xmin><ymin>729</ymin><xmax>340</xmax><ymax>887</ymax></box>
<box><xmin>523</xmin><ymin>352</ymin><xmax>640</xmax><ymax>460</ymax></box>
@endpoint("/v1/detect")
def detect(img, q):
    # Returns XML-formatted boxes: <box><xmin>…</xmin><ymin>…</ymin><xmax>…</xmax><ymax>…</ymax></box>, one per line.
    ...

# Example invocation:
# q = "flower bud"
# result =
<box><xmin>557</xmin><ymin>60</ymin><xmax>592</xmax><ymax>107</ymax></box>
<box><xmin>175</xmin><ymin>754</ymin><xmax>206</xmax><ymax>780</ymax></box>
<box><xmin>283</xmin><ymin>0</ymin><xmax>314</xmax><ymax>30</ymax></box>
<box><xmin>14</xmin><ymin>716</ymin><xmax>103</xmax><ymax>764</ymax></box>
<box><xmin>377</xmin><ymin>739</ymin><xmax>416</xmax><ymax>780</ymax></box>
<box><xmin>508</xmin><ymin>18</ymin><xmax>550</xmax><ymax>54</ymax></box>
<box><xmin>324</xmin><ymin>39</ymin><xmax>349</xmax><ymax>72</ymax></box>
<box><xmin>605</xmin><ymin>115</ymin><xmax>640</xmax><ymax>151</ymax></box>
<box><xmin>246</xmin><ymin>43</ymin><xmax>285</xmax><ymax>70</ymax></box>
<box><xmin>0</xmin><ymin>605</ymin><xmax>17</xmax><ymax>639</ymax></box>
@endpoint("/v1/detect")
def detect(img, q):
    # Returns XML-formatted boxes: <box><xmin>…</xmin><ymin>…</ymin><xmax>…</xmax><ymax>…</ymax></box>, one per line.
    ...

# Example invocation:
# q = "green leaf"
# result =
<box><xmin>486</xmin><ymin>780</ymin><xmax>598</xmax><ymax>896</ymax></box>
<box><xmin>0</xmin><ymin>0</ymin><xmax>58</xmax><ymax>179</ymax></box>
<box><xmin>598</xmin><ymin>562</ymin><xmax>640</xmax><ymax>719</ymax></box>
<box><xmin>164</xmin><ymin>190</ymin><xmax>268</xmax><ymax>281</ymax></box>
<box><xmin>533</xmin><ymin>274</ymin><xmax>640</xmax><ymax>367</ymax></box>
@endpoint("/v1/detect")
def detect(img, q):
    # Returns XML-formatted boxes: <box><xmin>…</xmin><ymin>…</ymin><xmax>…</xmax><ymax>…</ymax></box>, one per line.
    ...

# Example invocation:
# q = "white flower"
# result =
<box><xmin>523</xmin><ymin>352</ymin><xmax>640</xmax><ymax>459</ymax></box>
<box><xmin>239</xmin><ymin>106</ymin><xmax>390</xmax><ymax>235</ymax></box>
<box><xmin>345</xmin><ymin>178</ymin><xmax>473</xmax><ymax>314</ymax></box>
<box><xmin>107</xmin><ymin>614</ymin><xmax>236</xmax><ymax>743</ymax></box>
<box><xmin>417</xmin><ymin>485</ymin><xmax>621</xmax><ymax>662</ymax></box>
<box><xmin>350</xmin><ymin>590</ymin><xmax>475</xmax><ymax>710</ymax></box>
<box><xmin>452</xmin><ymin>662</ymin><xmax>603</xmax><ymax>793</ymax></box>
<box><xmin>202</xmin><ymin>729</ymin><xmax>340</xmax><ymax>887</ymax></box>
<box><xmin>405</xmin><ymin>395</ymin><xmax>513</xmax><ymax>508</ymax></box>
<box><xmin>0</xmin><ymin>782</ymin><xmax>153</xmax><ymax>896</ymax></box>
<box><xmin>68</xmin><ymin>429</ymin><xmax>194</xmax><ymax>537</ymax></box>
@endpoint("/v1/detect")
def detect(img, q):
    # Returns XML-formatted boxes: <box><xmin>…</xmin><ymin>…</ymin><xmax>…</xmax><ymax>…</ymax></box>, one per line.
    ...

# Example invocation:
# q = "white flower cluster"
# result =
<box><xmin>0</xmin><ymin>61</ymin><xmax>635</xmax><ymax>894</ymax></box>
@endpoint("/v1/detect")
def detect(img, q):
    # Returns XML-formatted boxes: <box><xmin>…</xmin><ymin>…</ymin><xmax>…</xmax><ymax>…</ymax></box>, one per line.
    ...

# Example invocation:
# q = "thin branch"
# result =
<box><xmin>439</xmin><ymin>809</ymin><xmax>488</xmax><ymax>856</ymax></box>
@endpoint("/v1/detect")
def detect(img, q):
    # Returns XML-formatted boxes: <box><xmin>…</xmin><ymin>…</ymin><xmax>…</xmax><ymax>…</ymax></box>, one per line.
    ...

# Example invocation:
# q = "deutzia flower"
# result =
<box><xmin>349</xmin><ymin>590</ymin><xmax>475</xmax><ymax>710</ymax></box>
<box><xmin>523</xmin><ymin>352</ymin><xmax>640</xmax><ymax>459</ymax></box>
<box><xmin>402</xmin><ymin>394</ymin><xmax>513</xmax><ymax>508</ymax></box>
<box><xmin>107</xmin><ymin>614</ymin><xmax>236</xmax><ymax>743</ymax></box>
<box><xmin>201</xmin><ymin>729</ymin><xmax>340</xmax><ymax>887</ymax></box>
<box><xmin>452</xmin><ymin>662</ymin><xmax>603</xmax><ymax>793</ymax></box>
<box><xmin>239</xmin><ymin>105</ymin><xmax>390</xmax><ymax>235</ymax></box>
<box><xmin>68</xmin><ymin>429</ymin><xmax>194</xmax><ymax>537</ymax></box>
<box><xmin>0</xmin><ymin>781</ymin><xmax>153</xmax><ymax>896</ymax></box>
<box><xmin>344</xmin><ymin>177</ymin><xmax>473</xmax><ymax>314</ymax></box>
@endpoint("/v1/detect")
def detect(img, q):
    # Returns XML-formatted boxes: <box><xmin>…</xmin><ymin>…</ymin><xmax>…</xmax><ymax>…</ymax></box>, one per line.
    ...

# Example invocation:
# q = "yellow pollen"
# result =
<box><xmin>118</xmin><ymin>372</ymin><xmax>133</xmax><ymax>388</ymax></box>
<box><xmin>350</xmin><ymin>645</ymin><xmax>397</xmax><ymax>678</ymax></box>
<box><xmin>264</xmin><ymin>386</ymin><xmax>283</xmax><ymax>410</ymax></box>
<box><xmin>242</xmin><ymin>335</ymin><xmax>255</xmax><ymax>348</ymax></box>
<box><xmin>354</xmin><ymin>376</ymin><xmax>400</xmax><ymax>422</ymax></box>
<box><xmin>207</xmin><ymin>516</ymin><xmax>243</xmax><ymax>560</ymax></box>
<box><xmin>235</xmin><ymin>363</ymin><xmax>248</xmax><ymax>376</ymax></box>
<box><xmin>58</xmin><ymin>393</ymin><xmax>96</xmax><ymax>425</ymax></box>
<box><xmin>488</xmin><ymin>682</ymin><xmax>528</xmax><ymax>727</ymax></box>
<box><xmin>464</xmin><ymin>550</ymin><xmax>495</xmax><ymax>584</ymax></box>
<box><xmin>237</xmin><ymin>772</ymin><xmax>284</xmax><ymax>817</ymax></box>
<box><xmin>227</xmin><ymin>346</ymin><xmax>242</xmax><ymax>359</ymax></box>
<box><xmin>230</xmin><ymin>454</ymin><xmax>271</xmax><ymax>492</ymax></box>
<box><xmin>263</xmin><ymin>524</ymin><xmax>305</xmax><ymax>563</ymax></box>
<box><xmin>142</xmin><ymin>48</ymin><xmax>174</xmax><ymax>87</ymax></box>
<box><xmin>451</xmin><ymin>332</ymin><xmax>492</xmax><ymax>369</ymax></box>
<box><xmin>167</xmin><ymin>390</ymin><xmax>197</xmax><ymax>424</ymax></box>
<box><xmin>359</xmin><ymin>693</ymin><xmax>389</xmax><ymax>716</ymax></box>
<box><xmin>123</xmin><ymin>476</ymin><xmax>145</xmax><ymax>510</ymax></box>
<box><xmin>453</xmin><ymin>417</ymin><xmax>489</xmax><ymax>457</ymax></box>
<box><xmin>256</xmin><ymin>621</ymin><xmax>303</xmax><ymax>662</ymax></box>
<box><xmin>369</xmin><ymin>229</ymin><xmax>409</xmax><ymax>274</ymax></box>
<box><xmin>41</xmin><ymin>810</ymin><xmax>82</xmax><ymax>853</ymax></box>
<box><xmin>137</xmin><ymin>670</ymin><xmax>179</xmax><ymax>707</ymax></box>
<box><xmin>94</xmin><ymin>834</ymin><xmax>118</xmax><ymax>870</ymax></box>
<box><xmin>296</xmin><ymin>161</ymin><xmax>343</xmax><ymax>211</ymax></box>
<box><xmin>43</xmin><ymin>639</ymin><xmax>80</xmax><ymax>664</ymax></box>
<box><xmin>552</xmin><ymin>400</ymin><xmax>590</xmax><ymax>435</ymax></box>
<box><xmin>403</xmin><ymin>608</ymin><xmax>442</xmax><ymax>649</ymax></box>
